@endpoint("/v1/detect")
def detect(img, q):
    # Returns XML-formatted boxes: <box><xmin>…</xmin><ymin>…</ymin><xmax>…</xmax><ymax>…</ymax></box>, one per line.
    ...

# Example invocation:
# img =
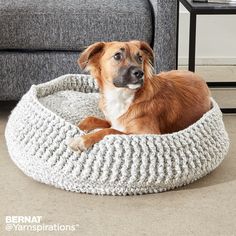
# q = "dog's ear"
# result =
<box><xmin>130</xmin><ymin>40</ymin><xmax>154</xmax><ymax>64</ymax></box>
<box><xmin>139</xmin><ymin>41</ymin><xmax>154</xmax><ymax>64</ymax></box>
<box><xmin>78</xmin><ymin>42</ymin><xmax>105</xmax><ymax>70</ymax></box>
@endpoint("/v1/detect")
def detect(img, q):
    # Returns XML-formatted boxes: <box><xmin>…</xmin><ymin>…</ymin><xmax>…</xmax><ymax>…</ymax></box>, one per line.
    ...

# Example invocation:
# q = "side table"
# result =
<box><xmin>176</xmin><ymin>0</ymin><xmax>236</xmax><ymax>113</ymax></box>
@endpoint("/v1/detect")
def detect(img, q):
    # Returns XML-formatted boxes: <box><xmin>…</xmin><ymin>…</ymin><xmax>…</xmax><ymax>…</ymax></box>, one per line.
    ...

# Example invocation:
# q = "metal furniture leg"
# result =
<box><xmin>189</xmin><ymin>13</ymin><xmax>197</xmax><ymax>72</ymax></box>
<box><xmin>176</xmin><ymin>0</ymin><xmax>180</xmax><ymax>70</ymax></box>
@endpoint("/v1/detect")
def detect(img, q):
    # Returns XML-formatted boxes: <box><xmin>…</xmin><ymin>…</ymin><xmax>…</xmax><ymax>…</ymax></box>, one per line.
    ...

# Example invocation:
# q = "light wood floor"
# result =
<box><xmin>179</xmin><ymin>65</ymin><xmax>236</xmax><ymax>82</ymax></box>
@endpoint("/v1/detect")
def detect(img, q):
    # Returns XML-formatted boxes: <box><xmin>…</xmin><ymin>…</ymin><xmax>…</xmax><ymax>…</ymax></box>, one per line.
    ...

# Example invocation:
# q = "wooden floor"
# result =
<box><xmin>179</xmin><ymin>65</ymin><xmax>236</xmax><ymax>82</ymax></box>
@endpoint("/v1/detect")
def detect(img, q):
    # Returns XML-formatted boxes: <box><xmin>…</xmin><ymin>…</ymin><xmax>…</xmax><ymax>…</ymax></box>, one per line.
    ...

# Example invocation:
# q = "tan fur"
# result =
<box><xmin>77</xmin><ymin>116</ymin><xmax>111</xmax><ymax>132</ymax></box>
<box><xmin>71</xmin><ymin>41</ymin><xmax>211</xmax><ymax>151</ymax></box>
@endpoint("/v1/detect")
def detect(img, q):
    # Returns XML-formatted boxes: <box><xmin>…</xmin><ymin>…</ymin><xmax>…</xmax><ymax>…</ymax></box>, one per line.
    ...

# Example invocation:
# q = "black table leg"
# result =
<box><xmin>189</xmin><ymin>13</ymin><xmax>196</xmax><ymax>72</ymax></box>
<box><xmin>221</xmin><ymin>108</ymin><xmax>236</xmax><ymax>113</ymax></box>
<box><xmin>176</xmin><ymin>0</ymin><xmax>180</xmax><ymax>70</ymax></box>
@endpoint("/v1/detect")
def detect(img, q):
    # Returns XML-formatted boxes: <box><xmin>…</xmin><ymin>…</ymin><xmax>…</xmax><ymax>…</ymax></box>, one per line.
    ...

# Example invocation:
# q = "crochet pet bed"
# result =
<box><xmin>5</xmin><ymin>74</ymin><xmax>230</xmax><ymax>195</ymax></box>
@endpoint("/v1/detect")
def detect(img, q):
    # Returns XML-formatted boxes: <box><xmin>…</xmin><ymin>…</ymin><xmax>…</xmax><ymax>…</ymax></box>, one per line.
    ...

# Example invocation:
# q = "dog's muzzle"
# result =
<box><xmin>113</xmin><ymin>66</ymin><xmax>144</xmax><ymax>89</ymax></box>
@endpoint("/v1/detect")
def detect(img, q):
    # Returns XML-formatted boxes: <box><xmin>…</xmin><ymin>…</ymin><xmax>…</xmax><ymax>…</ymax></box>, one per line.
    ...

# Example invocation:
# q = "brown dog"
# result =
<box><xmin>69</xmin><ymin>41</ymin><xmax>211</xmax><ymax>152</ymax></box>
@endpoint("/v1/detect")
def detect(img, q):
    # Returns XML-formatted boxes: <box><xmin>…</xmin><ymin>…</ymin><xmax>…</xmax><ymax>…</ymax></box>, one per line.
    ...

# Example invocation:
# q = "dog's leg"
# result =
<box><xmin>77</xmin><ymin>116</ymin><xmax>111</xmax><ymax>132</ymax></box>
<box><xmin>69</xmin><ymin>128</ymin><xmax>123</xmax><ymax>152</ymax></box>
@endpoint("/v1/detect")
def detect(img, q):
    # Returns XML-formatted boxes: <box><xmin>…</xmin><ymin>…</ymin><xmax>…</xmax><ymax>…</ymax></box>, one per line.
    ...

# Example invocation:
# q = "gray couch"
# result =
<box><xmin>0</xmin><ymin>0</ymin><xmax>177</xmax><ymax>100</ymax></box>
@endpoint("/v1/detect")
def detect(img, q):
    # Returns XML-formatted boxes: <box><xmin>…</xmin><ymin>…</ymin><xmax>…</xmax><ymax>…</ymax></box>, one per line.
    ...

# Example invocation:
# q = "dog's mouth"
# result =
<box><xmin>113</xmin><ymin>77</ymin><xmax>144</xmax><ymax>90</ymax></box>
<box><xmin>127</xmin><ymin>82</ymin><xmax>143</xmax><ymax>90</ymax></box>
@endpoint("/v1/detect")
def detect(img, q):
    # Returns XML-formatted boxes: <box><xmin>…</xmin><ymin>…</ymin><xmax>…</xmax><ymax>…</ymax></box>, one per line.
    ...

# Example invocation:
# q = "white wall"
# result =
<box><xmin>179</xmin><ymin>3</ymin><xmax>236</xmax><ymax>65</ymax></box>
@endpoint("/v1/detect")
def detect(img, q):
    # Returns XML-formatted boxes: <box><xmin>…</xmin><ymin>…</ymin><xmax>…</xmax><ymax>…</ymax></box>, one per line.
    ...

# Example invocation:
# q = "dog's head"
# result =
<box><xmin>78</xmin><ymin>41</ymin><xmax>154</xmax><ymax>90</ymax></box>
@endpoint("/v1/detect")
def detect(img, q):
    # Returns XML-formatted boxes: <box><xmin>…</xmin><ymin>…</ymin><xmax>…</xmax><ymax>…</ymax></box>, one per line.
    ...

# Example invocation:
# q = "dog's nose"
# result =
<box><xmin>131</xmin><ymin>68</ymin><xmax>144</xmax><ymax>80</ymax></box>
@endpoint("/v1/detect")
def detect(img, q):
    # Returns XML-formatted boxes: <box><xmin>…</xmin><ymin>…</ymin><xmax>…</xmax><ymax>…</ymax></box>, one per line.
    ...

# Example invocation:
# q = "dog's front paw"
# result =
<box><xmin>68</xmin><ymin>137</ymin><xmax>87</xmax><ymax>153</ymax></box>
<box><xmin>76</xmin><ymin>118</ymin><xmax>91</xmax><ymax>133</ymax></box>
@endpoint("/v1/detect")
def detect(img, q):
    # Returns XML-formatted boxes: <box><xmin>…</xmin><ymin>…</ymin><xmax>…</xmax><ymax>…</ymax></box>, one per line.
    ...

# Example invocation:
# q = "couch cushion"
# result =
<box><xmin>0</xmin><ymin>0</ymin><xmax>153</xmax><ymax>50</ymax></box>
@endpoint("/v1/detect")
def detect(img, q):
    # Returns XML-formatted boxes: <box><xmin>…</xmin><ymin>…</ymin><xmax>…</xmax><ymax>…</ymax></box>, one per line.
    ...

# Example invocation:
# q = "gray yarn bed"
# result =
<box><xmin>5</xmin><ymin>74</ymin><xmax>230</xmax><ymax>195</ymax></box>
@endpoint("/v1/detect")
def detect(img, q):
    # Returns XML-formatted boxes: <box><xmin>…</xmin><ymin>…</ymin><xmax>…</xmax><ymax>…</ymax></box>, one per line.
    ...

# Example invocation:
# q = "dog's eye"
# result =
<box><xmin>113</xmin><ymin>52</ymin><xmax>122</xmax><ymax>61</ymax></box>
<box><xmin>137</xmin><ymin>55</ymin><xmax>143</xmax><ymax>63</ymax></box>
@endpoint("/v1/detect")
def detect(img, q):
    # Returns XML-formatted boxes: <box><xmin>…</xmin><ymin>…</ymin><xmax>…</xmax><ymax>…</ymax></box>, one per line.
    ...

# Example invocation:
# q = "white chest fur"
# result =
<box><xmin>103</xmin><ymin>88</ymin><xmax>135</xmax><ymax>132</ymax></box>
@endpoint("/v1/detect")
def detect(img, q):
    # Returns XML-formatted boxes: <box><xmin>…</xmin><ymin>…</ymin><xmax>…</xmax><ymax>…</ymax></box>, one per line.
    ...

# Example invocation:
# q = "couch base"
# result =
<box><xmin>0</xmin><ymin>51</ymin><xmax>81</xmax><ymax>100</ymax></box>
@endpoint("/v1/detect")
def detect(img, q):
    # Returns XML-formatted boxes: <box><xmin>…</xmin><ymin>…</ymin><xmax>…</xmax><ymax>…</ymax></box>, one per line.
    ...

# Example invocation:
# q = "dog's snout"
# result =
<box><xmin>113</xmin><ymin>65</ymin><xmax>144</xmax><ymax>89</ymax></box>
<box><xmin>131</xmin><ymin>68</ymin><xmax>144</xmax><ymax>80</ymax></box>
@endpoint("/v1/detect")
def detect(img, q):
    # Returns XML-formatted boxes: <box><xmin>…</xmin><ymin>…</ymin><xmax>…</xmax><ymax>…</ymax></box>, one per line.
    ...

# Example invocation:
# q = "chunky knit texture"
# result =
<box><xmin>5</xmin><ymin>74</ymin><xmax>230</xmax><ymax>195</ymax></box>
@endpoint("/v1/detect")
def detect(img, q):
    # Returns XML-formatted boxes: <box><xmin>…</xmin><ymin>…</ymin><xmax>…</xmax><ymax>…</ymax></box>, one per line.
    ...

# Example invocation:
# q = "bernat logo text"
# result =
<box><xmin>5</xmin><ymin>215</ymin><xmax>79</xmax><ymax>232</ymax></box>
<box><xmin>6</xmin><ymin>216</ymin><xmax>42</xmax><ymax>224</ymax></box>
